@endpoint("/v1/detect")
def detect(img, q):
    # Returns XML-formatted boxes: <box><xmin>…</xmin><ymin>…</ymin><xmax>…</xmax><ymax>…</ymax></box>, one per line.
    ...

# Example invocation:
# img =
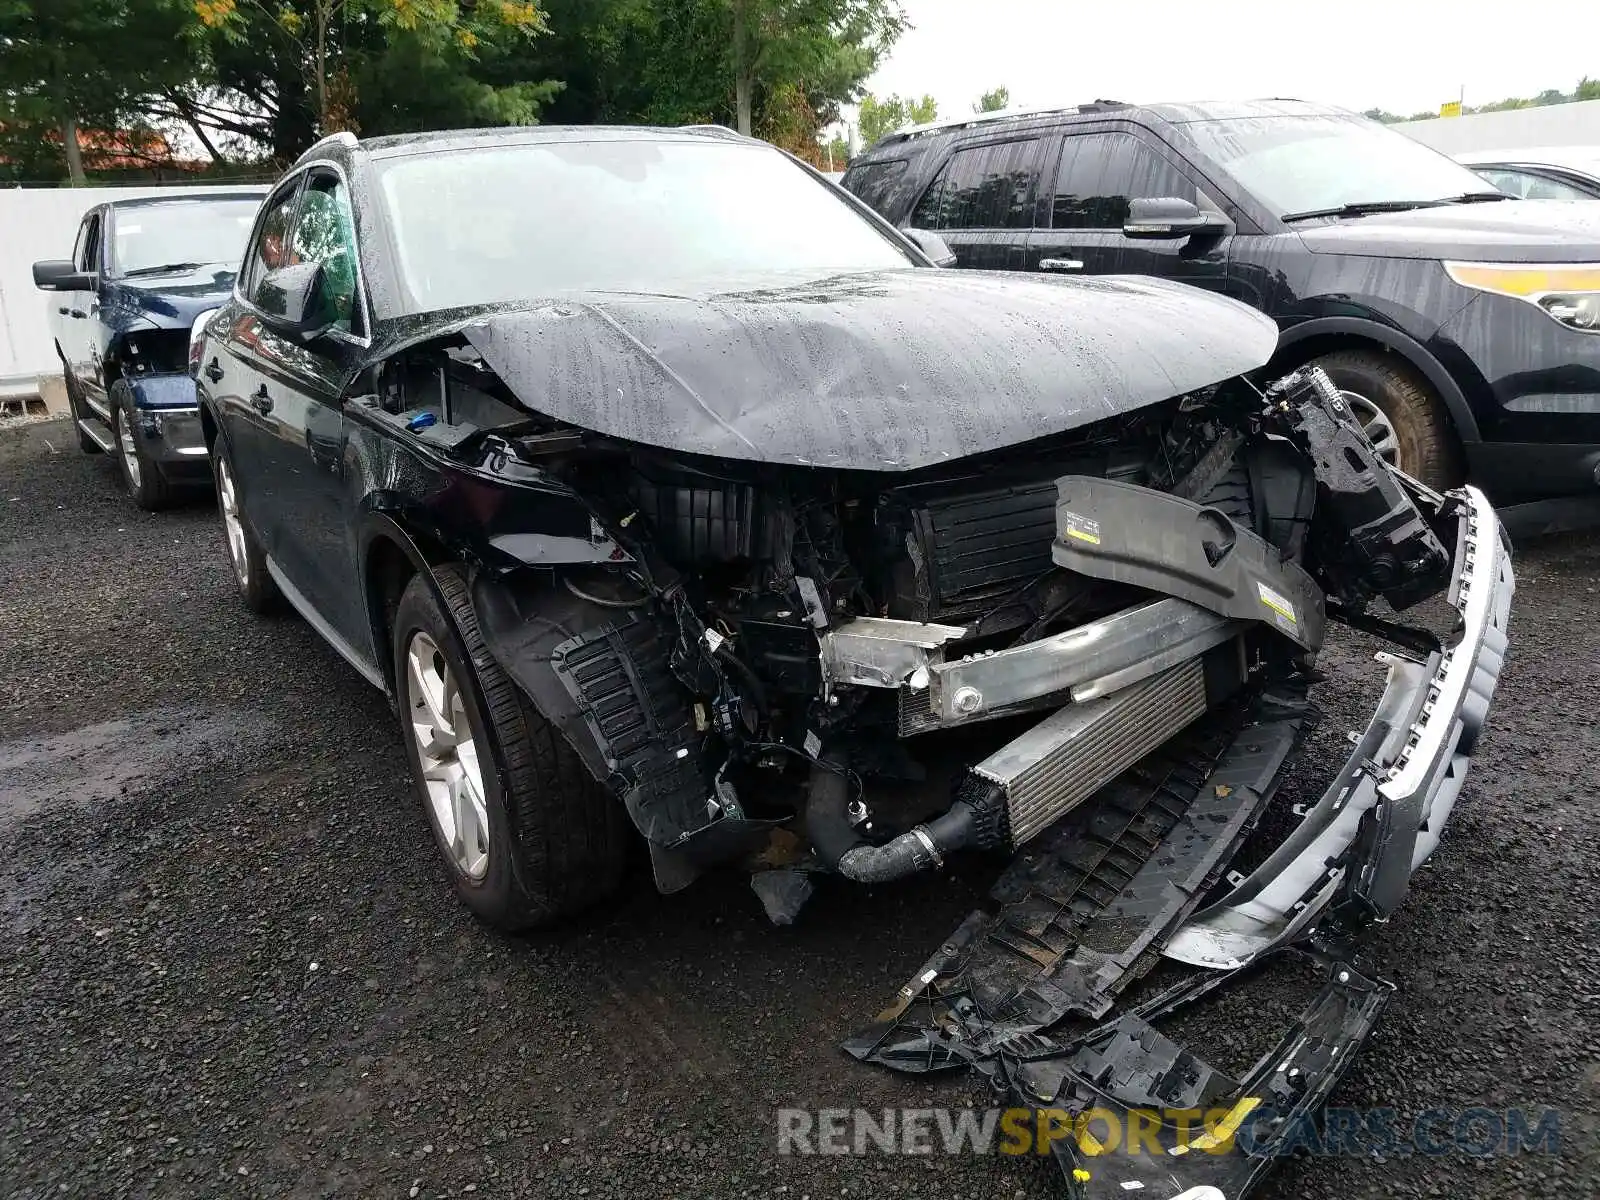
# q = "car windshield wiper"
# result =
<box><xmin>1435</xmin><ymin>190</ymin><xmax>1511</xmax><ymax>204</ymax></box>
<box><xmin>1280</xmin><ymin>200</ymin><xmax>1442</xmax><ymax>223</ymax></box>
<box><xmin>120</xmin><ymin>261</ymin><xmax>211</xmax><ymax>278</ymax></box>
<box><xmin>1281</xmin><ymin>191</ymin><xmax>1512</xmax><ymax>223</ymax></box>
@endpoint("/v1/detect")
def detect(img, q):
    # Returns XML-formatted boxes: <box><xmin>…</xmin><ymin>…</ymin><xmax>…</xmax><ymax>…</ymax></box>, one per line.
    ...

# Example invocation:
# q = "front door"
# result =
<box><xmin>1024</xmin><ymin>130</ymin><xmax>1232</xmax><ymax>293</ymax></box>
<box><xmin>69</xmin><ymin>211</ymin><xmax>106</xmax><ymax>412</ymax></box>
<box><xmin>904</xmin><ymin>135</ymin><xmax>1046</xmax><ymax>270</ymax></box>
<box><xmin>232</xmin><ymin>170</ymin><xmax>371</xmax><ymax>660</ymax></box>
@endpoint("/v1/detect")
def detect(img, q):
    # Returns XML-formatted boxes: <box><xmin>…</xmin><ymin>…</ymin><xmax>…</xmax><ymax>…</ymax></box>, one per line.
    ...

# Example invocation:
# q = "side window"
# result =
<box><xmin>76</xmin><ymin>215</ymin><xmax>102</xmax><ymax>273</ymax></box>
<box><xmin>841</xmin><ymin>159</ymin><xmax>909</xmax><ymax>216</ymax></box>
<box><xmin>71</xmin><ymin>216</ymin><xmax>93</xmax><ymax>271</ymax></box>
<box><xmin>284</xmin><ymin>173</ymin><xmax>359</xmax><ymax>333</ymax></box>
<box><xmin>911</xmin><ymin>139</ymin><xmax>1042</xmax><ymax>230</ymax></box>
<box><xmin>243</xmin><ymin>182</ymin><xmax>302</xmax><ymax>303</ymax></box>
<box><xmin>1521</xmin><ymin>172</ymin><xmax>1593</xmax><ymax>202</ymax></box>
<box><xmin>1050</xmin><ymin>133</ymin><xmax>1200</xmax><ymax>230</ymax></box>
<box><xmin>1474</xmin><ymin>168</ymin><xmax>1529</xmax><ymax>198</ymax></box>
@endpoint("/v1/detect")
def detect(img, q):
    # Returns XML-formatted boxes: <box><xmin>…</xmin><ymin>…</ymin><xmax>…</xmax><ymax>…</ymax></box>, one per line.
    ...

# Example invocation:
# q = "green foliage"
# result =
<box><xmin>2</xmin><ymin>0</ymin><xmax>909</xmax><ymax>170</ymax></box>
<box><xmin>858</xmin><ymin>90</ymin><xmax>935</xmax><ymax>146</ymax></box>
<box><xmin>974</xmin><ymin>85</ymin><xmax>1009</xmax><ymax>113</ymax></box>
<box><xmin>1365</xmin><ymin>77</ymin><xmax>1600</xmax><ymax>124</ymax></box>
<box><xmin>0</xmin><ymin>0</ymin><xmax>195</xmax><ymax>181</ymax></box>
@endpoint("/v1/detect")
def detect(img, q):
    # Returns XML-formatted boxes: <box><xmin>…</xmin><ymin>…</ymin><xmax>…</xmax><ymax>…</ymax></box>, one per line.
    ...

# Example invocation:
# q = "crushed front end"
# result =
<box><xmin>449</xmin><ymin>358</ymin><xmax>1511</xmax><ymax>1199</ymax></box>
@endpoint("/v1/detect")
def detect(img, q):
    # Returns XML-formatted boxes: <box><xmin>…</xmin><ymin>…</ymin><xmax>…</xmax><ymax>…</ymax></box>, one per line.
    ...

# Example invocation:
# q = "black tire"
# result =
<box><xmin>210</xmin><ymin>435</ymin><xmax>279</xmax><ymax>613</ymax></box>
<box><xmin>57</xmin><ymin>354</ymin><xmax>100</xmax><ymax>455</ymax></box>
<box><xmin>1312</xmin><ymin>349</ymin><xmax>1464</xmax><ymax>489</ymax></box>
<box><xmin>392</xmin><ymin>565</ymin><xmax>630</xmax><ymax>930</ymax></box>
<box><xmin>110</xmin><ymin>381</ymin><xmax>176</xmax><ymax>510</ymax></box>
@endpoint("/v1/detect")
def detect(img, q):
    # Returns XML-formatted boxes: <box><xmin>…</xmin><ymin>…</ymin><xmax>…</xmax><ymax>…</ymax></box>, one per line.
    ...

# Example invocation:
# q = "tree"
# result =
<box><xmin>974</xmin><ymin>85</ymin><xmax>1008</xmax><ymax>113</ymax></box>
<box><xmin>1577</xmin><ymin>76</ymin><xmax>1600</xmax><ymax>102</ymax></box>
<box><xmin>857</xmin><ymin>90</ymin><xmax>934</xmax><ymax>146</ymax></box>
<box><xmin>181</xmin><ymin>0</ymin><xmax>556</xmax><ymax>158</ymax></box>
<box><xmin>724</xmin><ymin>0</ymin><xmax>905</xmax><ymax>136</ymax></box>
<box><xmin>0</xmin><ymin>0</ymin><xmax>196</xmax><ymax>183</ymax></box>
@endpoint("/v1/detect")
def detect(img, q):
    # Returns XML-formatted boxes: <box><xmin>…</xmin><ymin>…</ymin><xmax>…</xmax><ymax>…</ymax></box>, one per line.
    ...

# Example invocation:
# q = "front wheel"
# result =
<box><xmin>111</xmin><ymin>382</ymin><xmax>175</xmax><ymax>510</ymax></box>
<box><xmin>1312</xmin><ymin>349</ymin><xmax>1464</xmax><ymax>489</ymax></box>
<box><xmin>392</xmin><ymin>565</ymin><xmax>630</xmax><ymax>930</ymax></box>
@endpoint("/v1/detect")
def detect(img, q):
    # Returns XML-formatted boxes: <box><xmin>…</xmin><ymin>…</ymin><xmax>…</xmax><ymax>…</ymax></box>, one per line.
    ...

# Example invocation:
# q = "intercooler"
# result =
<box><xmin>971</xmin><ymin>658</ymin><xmax>1209</xmax><ymax>846</ymax></box>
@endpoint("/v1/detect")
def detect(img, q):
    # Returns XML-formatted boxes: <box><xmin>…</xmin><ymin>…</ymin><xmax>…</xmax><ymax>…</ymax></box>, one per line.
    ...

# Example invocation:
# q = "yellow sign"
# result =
<box><xmin>1440</xmin><ymin>101</ymin><xmax>1463</xmax><ymax>118</ymax></box>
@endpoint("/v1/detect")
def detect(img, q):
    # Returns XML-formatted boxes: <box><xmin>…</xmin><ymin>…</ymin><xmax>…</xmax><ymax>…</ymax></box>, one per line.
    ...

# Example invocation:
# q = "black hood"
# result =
<box><xmin>1295</xmin><ymin>199</ymin><xmax>1600</xmax><ymax>262</ymax></box>
<box><xmin>456</xmin><ymin>269</ymin><xmax>1277</xmax><ymax>471</ymax></box>
<box><xmin>102</xmin><ymin>265</ymin><xmax>239</xmax><ymax>333</ymax></box>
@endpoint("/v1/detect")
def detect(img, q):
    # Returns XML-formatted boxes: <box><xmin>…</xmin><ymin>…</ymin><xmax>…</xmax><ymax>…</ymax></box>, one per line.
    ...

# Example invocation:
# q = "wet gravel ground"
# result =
<box><xmin>1</xmin><ymin>416</ymin><xmax>1597</xmax><ymax>1199</ymax></box>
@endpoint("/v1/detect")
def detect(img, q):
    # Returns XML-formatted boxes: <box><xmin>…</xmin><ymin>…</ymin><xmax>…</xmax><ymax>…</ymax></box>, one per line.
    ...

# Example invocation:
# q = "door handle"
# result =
<box><xmin>69</xmin><ymin>309</ymin><xmax>87</xmax><ymax>318</ymax></box>
<box><xmin>57</xmin><ymin>306</ymin><xmax>69</xmax><ymax>315</ymax></box>
<box><xmin>1039</xmin><ymin>258</ymin><xmax>1085</xmax><ymax>271</ymax></box>
<box><xmin>249</xmin><ymin>384</ymin><xmax>273</xmax><ymax>415</ymax></box>
<box><xmin>204</xmin><ymin>359</ymin><xmax>225</xmax><ymax>384</ymax></box>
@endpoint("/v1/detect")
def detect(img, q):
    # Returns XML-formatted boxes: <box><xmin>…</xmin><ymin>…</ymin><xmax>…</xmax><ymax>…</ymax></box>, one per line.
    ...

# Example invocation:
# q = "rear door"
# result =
<box><xmin>904</xmin><ymin>137</ymin><xmax>1046</xmax><ymax>269</ymax></box>
<box><xmin>1024</xmin><ymin>129</ymin><xmax>1231</xmax><ymax>292</ymax></box>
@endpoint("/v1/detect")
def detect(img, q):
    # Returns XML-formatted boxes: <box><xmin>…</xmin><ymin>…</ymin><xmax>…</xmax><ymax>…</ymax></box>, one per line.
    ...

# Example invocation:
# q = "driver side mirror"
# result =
<box><xmin>902</xmin><ymin>228</ymin><xmax>958</xmax><ymax>268</ymax></box>
<box><xmin>33</xmin><ymin>259</ymin><xmax>96</xmax><ymax>291</ymax></box>
<box><xmin>256</xmin><ymin>261</ymin><xmax>331</xmax><ymax>338</ymax></box>
<box><xmin>1122</xmin><ymin>197</ymin><xmax>1230</xmax><ymax>240</ymax></box>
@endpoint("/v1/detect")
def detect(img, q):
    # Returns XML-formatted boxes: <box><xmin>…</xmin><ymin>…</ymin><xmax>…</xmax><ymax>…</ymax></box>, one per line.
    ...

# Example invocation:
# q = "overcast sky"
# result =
<box><xmin>855</xmin><ymin>1</ymin><xmax>1600</xmax><ymax>129</ymax></box>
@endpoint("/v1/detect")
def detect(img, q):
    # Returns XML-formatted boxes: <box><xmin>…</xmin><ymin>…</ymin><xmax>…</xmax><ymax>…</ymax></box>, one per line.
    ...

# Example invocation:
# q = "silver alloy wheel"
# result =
<box><xmin>115</xmin><ymin>407</ymin><xmax>141</xmax><ymax>490</ymax></box>
<box><xmin>406</xmin><ymin>631</ymin><xmax>491</xmax><ymax>882</ymax></box>
<box><xmin>216</xmin><ymin>456</ymin><xmax>249</xmax><ymax>587</ymax></box>
<box><xmin>1339</xmin><ymin>390</ymin><xmax>1402</xmax><ymax>468</ymax></box>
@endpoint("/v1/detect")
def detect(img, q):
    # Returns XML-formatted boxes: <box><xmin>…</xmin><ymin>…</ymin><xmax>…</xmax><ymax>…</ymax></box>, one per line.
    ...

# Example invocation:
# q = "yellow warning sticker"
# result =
<box><xmin>1256</xmin><ymin>581</ymin><xmax>1297</xmax><ymax>630</ymax></box>
<box><xmin>1062</xmin><ymin>512</ymin><xmax>1102</xmax><ymax>546</ymax></box>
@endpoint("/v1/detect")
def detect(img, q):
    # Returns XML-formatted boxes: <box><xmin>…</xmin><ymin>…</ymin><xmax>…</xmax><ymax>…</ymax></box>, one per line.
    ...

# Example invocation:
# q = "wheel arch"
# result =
<box><xmin>357</xmin><ymin>510</ymin><xmax>446</xmax><ymax>702</ymax></box>
<box><xmin>1268</xmin><ymin>317</ymin><xmax>1482</xmax><ymax>445</ymax></box>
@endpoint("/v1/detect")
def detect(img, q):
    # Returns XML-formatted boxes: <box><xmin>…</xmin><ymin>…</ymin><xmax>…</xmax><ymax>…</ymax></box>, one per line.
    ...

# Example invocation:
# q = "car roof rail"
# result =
<box><xmin>305</xmin><ymin>129</ymin><xmax>359</xmax><ymax>154</ymax></box>
<box><xmin>679</xmin><ymin>124</ymin><xmax>745</xmax><ymax>141</ymax></box>
<box><xmin>874</xmin><ymin>100</ymin><xmax>1133</xmax><ymax>148</ymax></box>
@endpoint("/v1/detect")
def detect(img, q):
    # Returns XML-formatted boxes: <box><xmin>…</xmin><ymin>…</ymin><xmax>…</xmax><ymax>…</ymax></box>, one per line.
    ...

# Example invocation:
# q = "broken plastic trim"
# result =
<box><xmin>1164</xmin><ymin>485</ymin><xmax>1513</xmax><ymax>970</ymax></box>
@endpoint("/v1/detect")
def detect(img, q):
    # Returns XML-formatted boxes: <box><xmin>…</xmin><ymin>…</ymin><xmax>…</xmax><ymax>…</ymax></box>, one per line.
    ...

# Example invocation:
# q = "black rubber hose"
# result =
<box><xmin>805</xmin><ymin>759</ymin><xmax>981</xmax><ymax>884</ymax></box>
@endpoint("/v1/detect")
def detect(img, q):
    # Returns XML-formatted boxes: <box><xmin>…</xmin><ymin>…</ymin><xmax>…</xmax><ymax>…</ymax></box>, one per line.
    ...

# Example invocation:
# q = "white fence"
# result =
<box><xmin>1396</xmin><ymin>99</ymin><xmax>1600</xmax><ymax>156</ymax></box>
<box><xmin>0</xmin><ymin>184</ymin><xmax>256</xmax><ymax>399</ymax></box>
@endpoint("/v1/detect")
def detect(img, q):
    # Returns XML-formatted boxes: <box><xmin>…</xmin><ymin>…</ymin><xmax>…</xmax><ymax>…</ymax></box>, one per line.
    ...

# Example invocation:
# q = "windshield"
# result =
<box><xmin>374</xmin><ymin>138</ymin><xmax>916</xmax><ymax>313</ymax></box>
<box><xmin>1179</xmin><ymin>113</ymin><xmax>1498</xmax><ymax>219</ymax></box>
<box><xmin>110</xmin><ymin>198</ymin><xmax>262</xmax><ymax>276</ymax></box>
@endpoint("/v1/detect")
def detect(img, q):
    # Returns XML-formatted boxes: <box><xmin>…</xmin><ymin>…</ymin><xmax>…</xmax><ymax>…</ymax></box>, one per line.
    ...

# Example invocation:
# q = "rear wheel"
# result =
<box><xmin>1312</xmin><ymin>349</ymin><xmax>1464</xmax><ymax>489</ymax></box>
<box><xmin>212</xmin><ymin>437</ymin><xmax>279</xmax><ymax>613</ymax></box>
<box><xmin>392</xmin><ymin>565</ymin><xmax>630</xmax><ymax>930</ymax></box>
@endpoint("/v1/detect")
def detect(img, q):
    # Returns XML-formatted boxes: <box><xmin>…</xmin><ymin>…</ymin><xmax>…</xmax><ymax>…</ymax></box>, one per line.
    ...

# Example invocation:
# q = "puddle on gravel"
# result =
<box><xmin>0</xmin><ymin>708</ymin><xmax>273</xmax><ymax>828</ymax></box>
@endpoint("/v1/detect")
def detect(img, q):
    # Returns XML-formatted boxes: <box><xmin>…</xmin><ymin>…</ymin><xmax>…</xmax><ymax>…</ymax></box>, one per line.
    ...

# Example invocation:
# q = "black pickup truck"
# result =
<box><xmin>33</xmin><ymin>190</ymin><xmax>266</xmax><ymax>509</ymax></box>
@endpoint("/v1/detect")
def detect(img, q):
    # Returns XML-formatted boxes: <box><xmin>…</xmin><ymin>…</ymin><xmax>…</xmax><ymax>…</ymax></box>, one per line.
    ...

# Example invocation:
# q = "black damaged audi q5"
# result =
<box><xmin>193</xmin><ymin>125</ymin><xmax>1513</xmax><ymax>1199</ymax></box>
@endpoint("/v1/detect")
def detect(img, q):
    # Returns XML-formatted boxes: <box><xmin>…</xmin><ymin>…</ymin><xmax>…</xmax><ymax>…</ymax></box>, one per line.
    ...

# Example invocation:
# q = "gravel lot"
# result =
<box><xmin>2</xmin><ymin>416</ymin><xmax>1597</xmax><ymax>1199</ymax></box>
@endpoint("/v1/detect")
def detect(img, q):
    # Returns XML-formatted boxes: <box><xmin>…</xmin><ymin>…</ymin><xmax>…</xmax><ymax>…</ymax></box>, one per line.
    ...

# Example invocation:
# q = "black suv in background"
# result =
<box><xmin>843</xmin><ymin>99</ymin><xmax>1600</xmax><ymax>503</ymax></box>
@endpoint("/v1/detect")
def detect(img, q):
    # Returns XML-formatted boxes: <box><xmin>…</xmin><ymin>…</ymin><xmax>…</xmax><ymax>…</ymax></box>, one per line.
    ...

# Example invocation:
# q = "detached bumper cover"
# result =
<box><xmin>846</xmin><ymin>486</ymin><xmax>1513</xmax><ymax>1200</ymax></box>
<box><xmin>1166</xmin><ymin>485</ymin><xmax>1514</xmax><ymax>968</ymax></box>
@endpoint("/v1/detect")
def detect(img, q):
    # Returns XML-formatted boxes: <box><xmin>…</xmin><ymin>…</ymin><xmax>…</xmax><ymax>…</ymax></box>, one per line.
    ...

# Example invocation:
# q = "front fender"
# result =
<box><xmin>1273</xmin><ymin>314</ymin><xmax>1483</xmax><ymax>443</ymax></box>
